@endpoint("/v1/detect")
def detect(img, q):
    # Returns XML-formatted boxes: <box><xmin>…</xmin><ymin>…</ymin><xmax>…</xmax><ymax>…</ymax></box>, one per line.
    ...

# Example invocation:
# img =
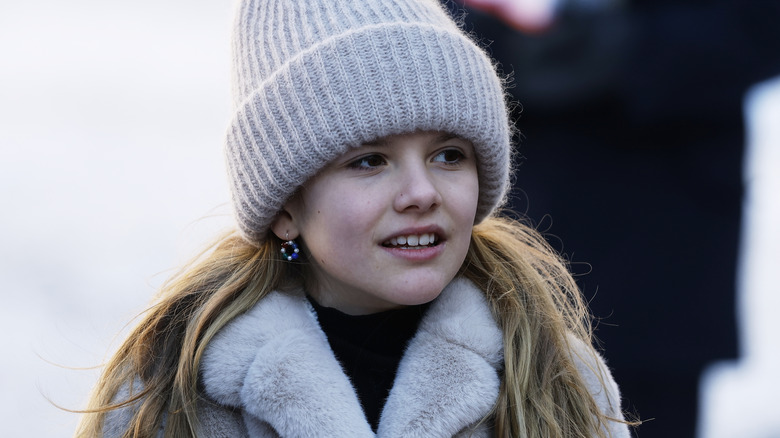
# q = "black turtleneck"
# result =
<box><xmin>307</xmin><ymin>297</ymin><xmax>429</xmax><ymax>431</ymax></box>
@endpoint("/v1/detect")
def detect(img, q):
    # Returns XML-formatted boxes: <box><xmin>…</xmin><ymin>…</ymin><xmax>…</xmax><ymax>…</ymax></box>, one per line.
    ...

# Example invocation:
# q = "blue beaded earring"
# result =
<box><xmin>280</xmin><ymin>233</ymin><xmax>300</xmax><ymax>261</ymax></box>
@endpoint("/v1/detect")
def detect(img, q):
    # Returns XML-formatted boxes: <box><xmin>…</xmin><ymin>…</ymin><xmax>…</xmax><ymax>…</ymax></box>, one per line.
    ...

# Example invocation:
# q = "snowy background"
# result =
<box><xmin>0</xmin><ymin>1</ymin><xmax>777</xmax><ymax>437</ymax></box>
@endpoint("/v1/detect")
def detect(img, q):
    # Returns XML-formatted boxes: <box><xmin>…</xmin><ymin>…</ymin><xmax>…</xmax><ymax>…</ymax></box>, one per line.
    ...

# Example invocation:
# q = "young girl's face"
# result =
<box><xmin>274</xmin><ymin>131</ymin><xmax>479</xmax><ymax>315</ymax></box>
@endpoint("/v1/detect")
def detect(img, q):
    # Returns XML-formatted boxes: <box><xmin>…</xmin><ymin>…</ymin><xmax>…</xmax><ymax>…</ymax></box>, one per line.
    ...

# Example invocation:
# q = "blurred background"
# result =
<box><xmin>1</xmin><ymin>0</ymin><xmax>778</xmax><ymax>436</ymax></box>
<box><xmin>446</xmin><ymin>0</ymin><xmax>780</xmax><ymax>436</ymax></box>
<box><xmin>0</xmin><ymin>1</ymin><xmax>235</xmax><ymax>436</ymax></box>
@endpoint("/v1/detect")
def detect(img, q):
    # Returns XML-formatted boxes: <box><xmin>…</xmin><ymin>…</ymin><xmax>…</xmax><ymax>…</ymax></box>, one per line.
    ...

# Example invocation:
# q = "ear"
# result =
<box><xmin>270</xmin><ymin>208</ymin><xmax>300</xmax><ymax>241</ymax></box>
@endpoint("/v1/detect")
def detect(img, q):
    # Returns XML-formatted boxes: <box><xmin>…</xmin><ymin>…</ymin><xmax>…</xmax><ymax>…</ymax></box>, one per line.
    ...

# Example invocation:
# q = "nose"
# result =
<box><xmin>393</xmin><ymin>163</ymin><xmax>443</xmax><ymax>213</ymax></box>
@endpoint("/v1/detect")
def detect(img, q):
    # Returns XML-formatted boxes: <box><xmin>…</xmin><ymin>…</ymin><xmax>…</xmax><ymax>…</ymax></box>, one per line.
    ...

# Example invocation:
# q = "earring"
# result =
<box><xmin>280</xmin><ymin>234</ymin><xmax>300</xmax><ymax>261</ymax></box>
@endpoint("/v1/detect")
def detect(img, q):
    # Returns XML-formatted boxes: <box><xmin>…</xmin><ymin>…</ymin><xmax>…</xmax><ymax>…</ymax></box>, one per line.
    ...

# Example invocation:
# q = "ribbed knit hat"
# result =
<box><xmin>225</xmin><ymin>0</ymin><xmax>512</xmax><ymax>245</ymax></box>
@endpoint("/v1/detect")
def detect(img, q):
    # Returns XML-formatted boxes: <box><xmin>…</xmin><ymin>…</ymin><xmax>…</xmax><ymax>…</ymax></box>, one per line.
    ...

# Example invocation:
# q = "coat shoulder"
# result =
<box><xmin>100</xmin><ymin>380</ymin><xmax>250</xmax><ymax>438</ymax></box>
<box><xmin>567</xmin><ymin>335</ymin><xmax>632</xmax><ymax>438</ymax></box>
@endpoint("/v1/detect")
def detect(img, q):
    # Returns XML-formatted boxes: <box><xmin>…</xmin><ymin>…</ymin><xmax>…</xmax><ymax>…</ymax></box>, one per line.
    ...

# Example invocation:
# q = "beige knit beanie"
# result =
<box><xmin>225</xmin><ymin>0</ymin><xmax>512</xmax><ymax>245</ymax></box>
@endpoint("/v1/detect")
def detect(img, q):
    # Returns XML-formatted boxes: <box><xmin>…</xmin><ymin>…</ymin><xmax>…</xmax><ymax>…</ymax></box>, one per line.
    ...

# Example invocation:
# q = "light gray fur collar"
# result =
<box><xmin>201</xmin><ymin>278</ymin><xmax>504</xmax><ymax>437</ymax></box>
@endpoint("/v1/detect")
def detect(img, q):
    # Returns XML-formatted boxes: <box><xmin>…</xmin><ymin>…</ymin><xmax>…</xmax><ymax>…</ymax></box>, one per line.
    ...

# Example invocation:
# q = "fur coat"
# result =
<box><xmin>104</xmin><ymin>278</ymin><xmax>630</xmax><ymax>437</ymax></box>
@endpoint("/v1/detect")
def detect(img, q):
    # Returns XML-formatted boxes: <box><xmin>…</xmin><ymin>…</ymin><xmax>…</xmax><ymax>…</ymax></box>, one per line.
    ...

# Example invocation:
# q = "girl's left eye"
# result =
<box><xmin>347</xmin><ymin>154</ymin><xmax>387</xmax><ymax>170</ymax></box>
<box><xmin>432</xmin><ymin>149</ymin><xmax>466</xmax><ymax>165</ymax></box>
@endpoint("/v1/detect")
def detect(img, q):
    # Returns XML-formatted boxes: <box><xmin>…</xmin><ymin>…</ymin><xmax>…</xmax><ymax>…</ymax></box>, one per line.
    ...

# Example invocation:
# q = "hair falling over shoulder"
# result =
<box><xmin>465</xmin><ymin>216</ymin><xmax>626</xmax><ymax>437</ymax></box>
<box><xmin>76</xmin><ymin>217</ymin><xmax>629</xmax><ymax>438</ymax></box>
<box><xmin>74</xmin><ymin>231</ymin><xmax>287</xmax><ymax>438</ymax></box>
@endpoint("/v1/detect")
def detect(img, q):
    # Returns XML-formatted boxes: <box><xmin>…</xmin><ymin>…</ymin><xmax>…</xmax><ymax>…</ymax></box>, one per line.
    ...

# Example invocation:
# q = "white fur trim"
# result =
<box><xmin>200</xmin><ymin>280</ymin><xmax>503</xmax><ymax>437</ymax></box>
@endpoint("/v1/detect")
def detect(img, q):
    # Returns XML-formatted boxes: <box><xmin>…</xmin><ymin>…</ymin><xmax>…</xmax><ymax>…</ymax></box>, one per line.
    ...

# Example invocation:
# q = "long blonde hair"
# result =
<box><xmin>76</xmin><ymin>216</ymin><xmax>624</xmax><ymax>437</ymax></box>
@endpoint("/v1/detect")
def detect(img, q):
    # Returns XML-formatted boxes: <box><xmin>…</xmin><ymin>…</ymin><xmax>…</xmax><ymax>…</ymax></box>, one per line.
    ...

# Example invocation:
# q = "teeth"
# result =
<box><xmin>385</xmin><ymin>233</ymin><xmax>437</xmax><ymax>248</ymax></box>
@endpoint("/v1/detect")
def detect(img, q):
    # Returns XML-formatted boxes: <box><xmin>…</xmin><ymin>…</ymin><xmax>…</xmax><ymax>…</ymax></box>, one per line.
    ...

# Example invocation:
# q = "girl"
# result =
<box><xmin>77</xmin><ymin>0</ymin><xmax>633</xmax><ymax>436</ymax></box>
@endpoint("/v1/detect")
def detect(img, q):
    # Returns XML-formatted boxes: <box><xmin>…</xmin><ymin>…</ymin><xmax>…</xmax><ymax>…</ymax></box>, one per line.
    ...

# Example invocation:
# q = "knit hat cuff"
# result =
<box><xmin>225</xmin><ymin>23</ymin><xmax>510</xmax><ymax>245</ymax></box>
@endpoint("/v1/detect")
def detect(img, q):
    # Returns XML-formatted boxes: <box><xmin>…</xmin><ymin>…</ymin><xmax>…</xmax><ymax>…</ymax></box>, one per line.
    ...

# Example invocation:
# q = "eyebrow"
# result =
<box><xmin>363</xmin><ymin>132</ymin><xmax>461</xmax><ymax>147</ymax></box>
<box><xmin>433</xmin><ymin>132</ymin><xmax>460</xmax><ymax>143</ymax></box>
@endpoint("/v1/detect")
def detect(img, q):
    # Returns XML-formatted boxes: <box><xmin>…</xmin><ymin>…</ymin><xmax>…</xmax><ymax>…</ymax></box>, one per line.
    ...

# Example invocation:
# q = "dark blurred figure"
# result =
<box><xmin>444</xmin><ymin>0</ymin><xmax>780</xmax><ymax>436</ymax></box>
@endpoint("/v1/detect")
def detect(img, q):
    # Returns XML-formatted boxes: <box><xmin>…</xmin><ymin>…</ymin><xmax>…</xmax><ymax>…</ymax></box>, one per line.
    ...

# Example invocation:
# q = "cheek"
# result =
<box><xmin>300</xmin><ymin>191</ymin><xmax>380</xmax><ymax>254</ymax></box>
<box><xmin>447</xmin><ymin>176</ymin><xmax>480</xmax><ymax>223</ymax></box>
<box><xmin>324</xmin><ymin>193</ymin><xmax>379</xmax><ymax>232</ymax></box>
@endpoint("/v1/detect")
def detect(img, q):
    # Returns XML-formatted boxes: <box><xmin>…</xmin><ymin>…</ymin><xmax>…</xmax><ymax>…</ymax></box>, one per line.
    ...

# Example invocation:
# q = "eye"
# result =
<box><xmin>347</xmin><ymin>154</ymin><xmax>387</xmax><ymax>170</ymax></box>
<box><xmin>432</xmin><ymin>149</ymin><xmax>466</xmax><ymax>166</ymax></box>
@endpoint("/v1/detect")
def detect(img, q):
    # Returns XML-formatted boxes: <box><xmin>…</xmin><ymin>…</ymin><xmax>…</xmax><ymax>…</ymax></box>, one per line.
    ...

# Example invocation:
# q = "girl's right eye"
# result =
<box><xmin>347</xmin><ymin>154</ymin><xmax>387</xmax><ymax>170</ymax></box>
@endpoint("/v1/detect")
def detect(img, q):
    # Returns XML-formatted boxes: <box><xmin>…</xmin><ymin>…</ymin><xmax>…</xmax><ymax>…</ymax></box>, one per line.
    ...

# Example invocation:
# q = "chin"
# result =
<box><xmin>392</xmin><ymin>284</ymin><xmax>448</xmax><ymax>307</ymax></box>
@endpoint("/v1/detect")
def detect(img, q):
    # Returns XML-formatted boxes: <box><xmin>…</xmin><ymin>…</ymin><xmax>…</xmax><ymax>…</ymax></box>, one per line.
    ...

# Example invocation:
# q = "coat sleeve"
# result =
<box><xmin>568</xmin><ymin>335</ymin><xmax>632</xmax><ymax>438</ymax></box>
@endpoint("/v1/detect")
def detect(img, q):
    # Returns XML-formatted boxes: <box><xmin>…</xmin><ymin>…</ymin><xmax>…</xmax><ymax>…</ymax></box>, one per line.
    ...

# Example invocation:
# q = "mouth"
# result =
<box><xmin>382</xmin><ymin>232</ymin><xmax>440</xmax><ymax>249</ymax></box>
